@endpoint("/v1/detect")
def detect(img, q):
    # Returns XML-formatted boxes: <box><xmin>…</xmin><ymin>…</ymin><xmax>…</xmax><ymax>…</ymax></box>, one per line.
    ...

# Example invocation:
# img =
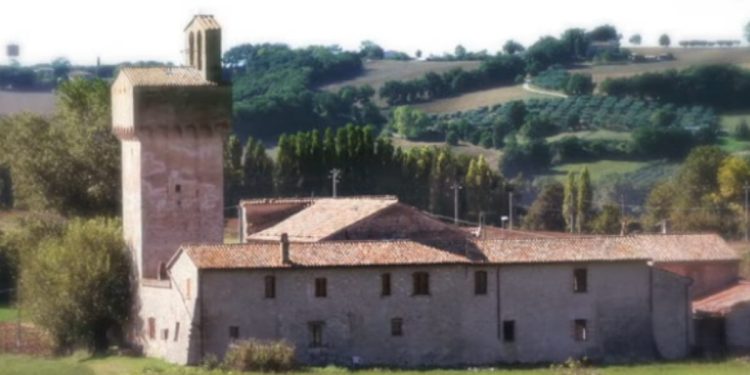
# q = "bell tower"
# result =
<box><xmin>184</xmin><ymin>15</ymin><xmax>223</xmax><ymax>83</ymax></box>
<box><xmin>111</xmin><ymin>15</ymin><xmax>231</xmax><ymax>279</ymax></box>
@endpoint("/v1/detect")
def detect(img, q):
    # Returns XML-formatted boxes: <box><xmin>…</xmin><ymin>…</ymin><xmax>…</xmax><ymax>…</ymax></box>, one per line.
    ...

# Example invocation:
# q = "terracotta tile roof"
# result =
<box><xmin>182</xmin><ymin>237</ymin><xmax>652</xmax><ymax>270</ymax></box>
<box><xmin>119</xmin><ymin>67</ymin><xmax>215</xmax><ymax>87</ymax></box>
<box><xmin>480</xmin><ymin>237</ymin><xmax>646</xmax><ymax>264</ymax></box>
<box><xmin>179</xmin><ymin>232</ymin><xmax>737</xmax><ymax>270</ymax></box>
<box><xmin>632</xmin><ymin>234</ymin><xmax>739</xmax><ymax>263</ymax></box>
<box><xmin>693</xmin><ymin>281</ymin><xmax>750</xmax><ymax>316</ymax></box>
<box><xmin>184</xmin><ymin>15</ymin><xmax>221</xmax><ymax>31</ymax></box>
<box><xmin>248</xmin><ymin>197</ymin><xmax>399</xmax><ymax>242</ymax></box>
<box><xmin>469</xmin><ymin>226</ymin><xmax>583</xmax><ymax>240</ymax></box>
<box><xmin>183</xmin><ymin>240</ymin><xmax>471</xmax><ymax>269</ymax></box>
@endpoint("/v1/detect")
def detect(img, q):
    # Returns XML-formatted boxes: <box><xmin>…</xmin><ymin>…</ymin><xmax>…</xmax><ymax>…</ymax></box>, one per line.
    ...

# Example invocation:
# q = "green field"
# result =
<box><xmin>2</xmin><ymin>354</ymin><xmax>750</xmax><ymax>375</ymax></box>
<box><xmin>0</xmin><ymin>305</ymin><xmax>17</xmax><ymax>323</ymax></box>
<box><xmin>546</xmin><ymin>160</ymin><xmax>648</xmax><ymax>183</ymax></box>
<box><xmin>546</xmin><ymin>130</ymin><xmax>632</xmax><ymax>143</ymax></box>
<box><xmin>719</xmin><ymin>112</ymin><xmax>750</xmax><ymax>154</ymax></box>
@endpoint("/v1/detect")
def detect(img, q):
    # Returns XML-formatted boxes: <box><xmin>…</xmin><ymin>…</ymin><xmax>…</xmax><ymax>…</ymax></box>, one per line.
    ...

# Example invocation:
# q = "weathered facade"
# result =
<box><xmin>113</xmin><ymin>15</ymin><xmax>748</xmax><ymax>367</ymax></box>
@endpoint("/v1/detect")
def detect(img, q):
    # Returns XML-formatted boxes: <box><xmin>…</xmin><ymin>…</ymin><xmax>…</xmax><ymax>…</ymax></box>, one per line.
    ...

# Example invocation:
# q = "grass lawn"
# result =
<box><xmin>0</xmin><ymin>304</ymin><xmax>17</xmax><ymax>323</ymax></box>
<box><xmin>544</xmin><ymin>160</ymin><xmax>648</xmax><ymax>183</ymax></box>
<box><xmin>2</xmin><ymin>354</ymin><xmax>750</xmax><ymax>375</ymax></box>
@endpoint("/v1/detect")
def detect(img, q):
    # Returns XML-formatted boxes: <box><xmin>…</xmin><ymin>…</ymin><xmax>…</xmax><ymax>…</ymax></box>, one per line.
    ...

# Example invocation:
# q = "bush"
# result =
<box><xmin>734</xmin><ymin>120</ymin><xmax>750</xmax><ymax>140</ymax></box>
<box><xmin>223</xmin><ymin>339</ymin><xmax>296</xmax><ymax>372</ymax></box>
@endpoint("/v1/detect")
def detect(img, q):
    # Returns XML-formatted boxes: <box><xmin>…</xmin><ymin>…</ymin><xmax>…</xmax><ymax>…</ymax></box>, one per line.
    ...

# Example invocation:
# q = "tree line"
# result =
<box><xmin>600</xmin><ymin>64</ymin><xmax>750</xmax><ymax>111</ymax></box>
<box><xmin>226</xmin><ymin>43</ymin><xmax>384</xmax><ymax>140</ymax></box>
<box><xmin>224</xmin><ymin>125</ymin><xmax>514</xmax><ymax>225</ymax></box>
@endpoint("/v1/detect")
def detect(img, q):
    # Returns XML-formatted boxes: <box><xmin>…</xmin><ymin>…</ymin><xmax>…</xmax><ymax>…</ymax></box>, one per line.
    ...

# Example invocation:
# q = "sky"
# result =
<box><xmin>1</xmin><ymin>0</ymin><xmax>749</xmax><ymax>65</ymax></box>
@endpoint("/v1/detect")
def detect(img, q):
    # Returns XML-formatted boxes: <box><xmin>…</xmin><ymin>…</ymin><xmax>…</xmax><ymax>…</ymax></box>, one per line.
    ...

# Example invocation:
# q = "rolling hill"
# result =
<box><xmin>323</xmin><ymin>47</ymin><xmax>750</xmax><ymax>114</ymax></box>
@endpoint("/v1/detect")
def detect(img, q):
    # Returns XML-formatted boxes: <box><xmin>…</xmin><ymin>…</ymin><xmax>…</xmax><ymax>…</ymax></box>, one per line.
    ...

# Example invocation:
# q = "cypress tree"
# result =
<box><xmin>576</xmin><ymin>167</ymin><xmax>592</xmax><ymax>233</ymax></box>
<box><xmin>563</xmin><ymin>171</ymin><xmax>577</xmax><ymax>233</ymax></box>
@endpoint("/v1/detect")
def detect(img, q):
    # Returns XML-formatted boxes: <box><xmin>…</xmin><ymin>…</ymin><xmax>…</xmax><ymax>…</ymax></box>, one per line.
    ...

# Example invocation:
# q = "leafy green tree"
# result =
<box><xmin>629</xmin><ymin>34</ymin><xmax>642</xmax><ymax>45</ymax></box>
<box><xmin>587</xmin><ymin>25</ymin><xmax>620</xmax><ymax>42</ymax></box>
<box><xmin>717</xmin><ymin>156</ymin><xmax>750</xmax><ymax>201</ymax></box>
<box><xmin>659</xmin><ymin>34</ymin><xmax>671</xmax><ymax>47</ymax></box>
<box><xmin>523</xmin><ymin>181</ymin><xmax>565</xmax><ymax>231</ymax></box>
<box><xmin>51</xmin><ymin>57</ymin><xmax>71</xmax><ymax>80</ymax></box>
<box><xmin>591</xmin><ymin>204</ymin><xmax>622</xmax><ymax>234</ymax></box>
<box><xmin>359</xmin><ymin>40</ymin><xmax>384</xmax><ymax>60</ymax></box>
<box><xmin>21</xmin><ymin>218</ymin><xmax>130</xmax><ymax>352</ymax></box>
<box><xmin>564</xmin><ymin>73</ymin><xmax>594</xmax><ymax>95</ymax></box>
<box><xmin>563</xmin><ymin>171</ymin><xmax>577</xmax><ymax>232</ymax></box>
<box><xmin>503</xmin><ymin>40</ymin><xmax>525</xmax><ymax>55</ymax></box>
<box><xmin>525</xmin><ymin>36</ymin><xmax>571</xmax><ymax>75</ymax></box>
<box><xmin>241</xmin><ymin>137</ymin><xmax>274</xmax><ymax>197</ymax></box>
<box><xmin>392</xmin><ymin>106</ymin><xmax>431</xmax><ymax>139</ymax></box>
<box><xmin>0</xmin><ymin>79</ymin><xmax>118</xmax><ymax>216</ymax></box>
<box><xmin>454</xmin><ymin>45</ymin><xmax>467</xmax><ymax>59</ymax></box>
<box><xmin>643</xmin><ymin>182</ymin><xmax>676</xmax><ymax>230</ymax></box>
<box><xmin>561</xmin><ymin>28</ymin><xmax>589</xmax><ymax>60</ymax></box>
<box><xmin>446</xmin><ymin>130</ymin><xmax>459</xmax><ymax>146</ymax></box>
<box><xmin>576</xmin><ymin>167</ymin><xmax>592</xmax><ymax>233</ymax></box>
<box><xmin>224</xmin><ymin>135</ymin><xmax>243</xmax><ymax>204</ymax></box>
<box><xmin>734</xmin><ymin>120</ymin><xmax>750</xmax><ymax>140</ymax></box>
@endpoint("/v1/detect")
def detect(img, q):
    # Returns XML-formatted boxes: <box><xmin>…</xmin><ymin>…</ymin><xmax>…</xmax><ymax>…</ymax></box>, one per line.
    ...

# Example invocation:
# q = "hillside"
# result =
<box><xmin>322</xmin><ymin>47</ymin><xmax>750</xmax><ymax>114</ymax></box>
<box><xmin>320</xmin><ymin>59</ymin><xmax>481</xmax><ymax>93</ymax></box>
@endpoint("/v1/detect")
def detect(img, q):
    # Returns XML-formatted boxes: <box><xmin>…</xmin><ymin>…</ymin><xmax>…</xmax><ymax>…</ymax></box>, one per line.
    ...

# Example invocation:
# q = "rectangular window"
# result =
<box><xmin>265</xmin><ymin>275</ymin><xmax>276</xmax><ymax>299</ymax></box>
<box><xmin>315</xmin><ymin>278</ymin><xmax>327</xmax><ymax>298</ymax></box>
<box><xmin>162</xmin><ymin>329</ymin><xmax>169</xmax><ymax>341</ymax></box>
<box><xmin>475</xmin><ymin>270</ymin><xmax>488</xmax><ymax>295</ymax></box>
<box><xmin>381</xmin><ymin>273</ymin><xmax>391</xmax><ymax>296</ymax></box>
<box><xmin>503</xmin><ymin>320</ymin><xmax>515</xmax><ymax>343</ymax></box>
<box><xmin>174</xmin><ymin>322</ymin><xmax>180</xmax><ymax>342</ymax></box>
<box><xmin>574</xmin><ymin>319</ymin><xmax>588</xmax><ymax>341</ymax></box>
<box><xmin>148</xmin><ymin>317</ymin><xmax>156</xmax><ymax>339</ymax></box>
<box><xmin>391</xmin><ymin>318</ymin><xmax>403</xmax><ymax>336</ymax></box>
<box><xmin>412</xmin><ymin>272</ymin><xmax>430</xmax><ymax>295</ymax></box>
<box><xmin>573</xmin><ymin>268</ymin><xmax>588</xmax><ymax>293</ymax></box>
<box><xmin>185</xmin><ymin>279</ymin><xmax>191</xmax><ymax>300</ymax></box>
<box><xmin>229</xmin><ymin>326</ymin><xmax>240</xmax><ymax>340</ymax></box>
<box><xmin>309</xmin><ymin>321</ymin><xmax>324</xmax><ymax>347</ymax></box>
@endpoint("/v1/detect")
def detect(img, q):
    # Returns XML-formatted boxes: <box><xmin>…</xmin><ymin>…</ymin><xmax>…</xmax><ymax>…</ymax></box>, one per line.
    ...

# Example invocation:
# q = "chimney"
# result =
<box><xmin>280</xmin><ymin>233</ymin><xmax>290</xmax><ymax>264</ymax></box>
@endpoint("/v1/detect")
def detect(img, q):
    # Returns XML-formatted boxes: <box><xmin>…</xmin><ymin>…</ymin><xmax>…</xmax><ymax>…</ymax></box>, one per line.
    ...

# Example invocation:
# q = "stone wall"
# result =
<box><xmin>651</xmin><ymin>268</ymin><xmax>691</xmax><ymax>359</ymax></box>
<box><xmin>197</xmin><ymin>261</ymin><xmax>664</xmax><ymax>366</ymax></box>
<box><xmin>727</xmin><ymin>304</ymin><xmax>750</xmax><ymax>352</ymax></box>
<box><xmin>132</xmin><ymin>252</ymin><xmax>200</xmax><ymax>364</ymax></box>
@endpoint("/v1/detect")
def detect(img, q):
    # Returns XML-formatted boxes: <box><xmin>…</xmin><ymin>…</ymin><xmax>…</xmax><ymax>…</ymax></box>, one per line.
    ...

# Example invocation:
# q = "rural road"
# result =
<box><xmin>522</xmin><ymin>81</ymin><xmax>568</xmax><ymax>98</ymax></box>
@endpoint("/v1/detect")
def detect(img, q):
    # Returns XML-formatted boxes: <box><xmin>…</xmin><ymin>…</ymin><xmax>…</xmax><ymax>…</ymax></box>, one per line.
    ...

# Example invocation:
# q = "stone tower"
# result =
<box><xmin>111</xmin><ymin>15</ymin><xmax>231</xmax><ymax>279</ymax></box>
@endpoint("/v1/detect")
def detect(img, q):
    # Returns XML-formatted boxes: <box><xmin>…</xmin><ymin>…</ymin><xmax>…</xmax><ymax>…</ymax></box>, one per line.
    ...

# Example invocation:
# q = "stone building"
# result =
<box><xmin>112</xmin><ymin>15</ymin><xmax>750</xmax><ymax>367</ymax></box>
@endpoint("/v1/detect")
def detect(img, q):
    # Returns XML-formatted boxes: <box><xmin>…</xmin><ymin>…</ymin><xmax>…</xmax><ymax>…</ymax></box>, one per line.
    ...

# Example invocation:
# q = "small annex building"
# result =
<box><xmin>112</xmin><ymin>15</ymin><xmax>750</xmax><ymax>367</ymax></box>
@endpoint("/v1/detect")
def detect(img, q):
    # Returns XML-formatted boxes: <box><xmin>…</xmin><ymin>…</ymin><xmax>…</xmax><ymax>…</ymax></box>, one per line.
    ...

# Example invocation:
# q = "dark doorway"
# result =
<box><xmin>695</xmin><ymin>317</ymin><xmax>727</xmax><ymax>356</ymax></box>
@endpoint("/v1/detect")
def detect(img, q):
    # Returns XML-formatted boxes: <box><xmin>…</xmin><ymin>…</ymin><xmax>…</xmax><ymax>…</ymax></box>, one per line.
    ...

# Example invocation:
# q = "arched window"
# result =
<box><xmin>196</xmin><ymin>31</ymin><xmax>203</xmax><ymax>70</ymax></box>
<box><xmin>188</xmin><ymin>32</ymin><xmax>195</xmax><ymax>66</ymax></box>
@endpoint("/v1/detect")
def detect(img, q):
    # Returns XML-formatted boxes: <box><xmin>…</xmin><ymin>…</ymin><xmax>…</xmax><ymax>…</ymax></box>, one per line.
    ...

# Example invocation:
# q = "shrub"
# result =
<box><xmin>223</xmin><ymin>339</ymin><xmax>296</xmax><ymax>372</ymax></box>
<box><xmin>734</xmin><ymin>120</ymin><xmax>750</xmax><ymax>140</ymax></box>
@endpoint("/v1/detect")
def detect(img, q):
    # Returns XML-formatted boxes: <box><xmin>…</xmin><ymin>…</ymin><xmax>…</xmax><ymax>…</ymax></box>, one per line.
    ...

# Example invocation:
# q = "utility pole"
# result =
<box><xmin>451</xmin><ymin>181</ymin><xmax>462</xmax><ymax>225</ymax></box>
<box><xmin>329</xmin><ymin>168</ymin><xmax>341</xmax><ymax>198</ymax></box>
<box><xmin>744</xmin><ymin>183</ymin><xmax>750</xmax><ymax>242</ymax></box>
<box><xmin>508</xmin><ymin>192</ymin><xmax>514</xmax><ymax>230</ymax></box>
